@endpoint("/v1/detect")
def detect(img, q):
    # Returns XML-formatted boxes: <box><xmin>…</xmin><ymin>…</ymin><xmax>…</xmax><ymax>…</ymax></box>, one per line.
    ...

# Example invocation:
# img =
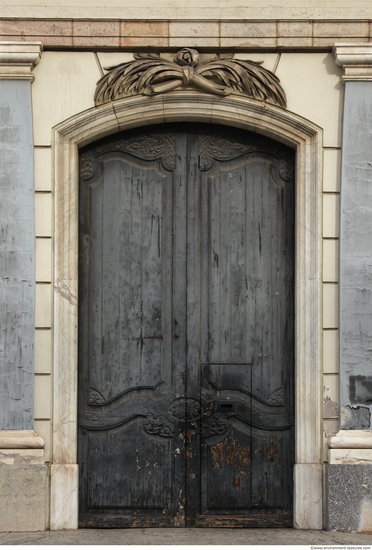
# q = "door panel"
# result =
<box><xmin>88</xmin><ymin>160</ymin><xmax>167</xmax><ymax>399</ymax></box>
<box><xmin>196</xmin><ymin>132</ymin><xmax>294</xmax><ymax>525</ymax></box>
<box><xmin>78</xmin><ymin>123</ymin><xmax>294</xmax><ymax>528</ymax></box>
<box><xmin>85</xmin><ymin>423</ymin><xmax>173</xmax><ymax>509</ymax></box>
<box><xmin>79</xmin><ymin>134</ymin><xmax>186</xmax><ymax>527</ymax></box>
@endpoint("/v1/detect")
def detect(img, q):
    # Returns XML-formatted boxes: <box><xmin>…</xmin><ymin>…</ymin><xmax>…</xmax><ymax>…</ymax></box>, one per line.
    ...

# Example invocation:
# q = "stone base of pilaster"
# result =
<box><xmin>327</xmin><ymin>430</ymin><xmax>372</xmax><ymax>532</ymax></box>
<box><xmin>0</xmin><ymin>430</ymin><xmax>48</xmax><ymax>531</ymax></box>
<box><xmin>327</xmin><ymin>464</ymin><xmax>372</xmax><ymax>532</ymax></box>
<box><xmin>293</xmin><ymin>463</ymin><xmax>323</xmax><ymax>529</ymax></box>
<box><xmin>50</xmin><ymin>464</ymin><xmax>79</xmax><ymax>530</ymax></box>
<box><xmin>0</xmin><ymin>463</ymin><xmax>48</xmax><ymax>531</ymax></box>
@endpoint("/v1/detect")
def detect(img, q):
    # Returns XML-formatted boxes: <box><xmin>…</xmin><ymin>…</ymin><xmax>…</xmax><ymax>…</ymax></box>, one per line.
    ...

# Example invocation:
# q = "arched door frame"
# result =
<box><xmin>50</xmin><ymin>91</ymin><xmax>323</xmax><ymax>530</ymax></box>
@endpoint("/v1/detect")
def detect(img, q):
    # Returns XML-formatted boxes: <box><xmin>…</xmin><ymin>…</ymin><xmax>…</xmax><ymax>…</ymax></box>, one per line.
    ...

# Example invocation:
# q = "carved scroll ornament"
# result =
<box><xmin>143</xmin><ymin>397</ymin><xmax>229</xmax><ymax>439</ymax></box>
<box><xmin>95</xmin><ymin>48</ymin><xmax>286</xmax><ymax>108</ymax></box>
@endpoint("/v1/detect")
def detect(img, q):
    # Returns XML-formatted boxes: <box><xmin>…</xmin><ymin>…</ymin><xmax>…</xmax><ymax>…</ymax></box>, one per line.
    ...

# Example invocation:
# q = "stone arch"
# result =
<box><xmin>51</xmin><ymin>91</ymin><xmax>323</xmax><ymax>530</ymax></box>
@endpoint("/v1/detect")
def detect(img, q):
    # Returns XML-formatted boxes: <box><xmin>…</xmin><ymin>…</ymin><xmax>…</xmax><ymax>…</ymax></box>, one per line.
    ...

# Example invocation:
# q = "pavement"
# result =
<box><xmin>0</xmin><ymin>529</ymin><xmax>371</xmax><ymax>546</ymax></box>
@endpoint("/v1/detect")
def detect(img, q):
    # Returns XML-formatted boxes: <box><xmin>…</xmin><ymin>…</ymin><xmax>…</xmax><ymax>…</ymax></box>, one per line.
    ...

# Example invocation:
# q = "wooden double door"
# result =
<box><xmin>78</xmin><ymin>123</ymin><xmax>295</xmax><ymax>528</ymax></box>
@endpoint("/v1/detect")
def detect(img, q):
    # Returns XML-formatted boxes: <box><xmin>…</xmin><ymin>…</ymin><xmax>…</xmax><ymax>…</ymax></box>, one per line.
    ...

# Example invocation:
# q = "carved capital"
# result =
<box><xmin>0</xmin><ymin>41</ymin><xmax>42</xmax><ymax>81</ymax></box>
<box><xmin>334</xmin><ymin>43</ymin><xmax>372</xmax><ymax>81</ymax></box>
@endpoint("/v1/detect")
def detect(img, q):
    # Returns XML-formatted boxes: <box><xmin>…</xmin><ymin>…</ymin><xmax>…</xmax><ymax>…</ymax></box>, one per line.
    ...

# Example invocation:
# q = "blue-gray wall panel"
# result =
<box><xmin>0</xmin><ymin>80</ymin><xmax>35</xmax><ymax>429</ymax></box>
<box><xmin>340</xmin><ymin>81</ymin><xmax>372</xmax><ymax>429</ymax></box>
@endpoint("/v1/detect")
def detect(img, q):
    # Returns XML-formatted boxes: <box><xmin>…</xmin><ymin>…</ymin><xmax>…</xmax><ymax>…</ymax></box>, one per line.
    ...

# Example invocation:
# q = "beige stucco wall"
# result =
<box><xmin>31</xmin><ymin>49</ymin><xmax>342</xmax><ymax>467</ymax></box>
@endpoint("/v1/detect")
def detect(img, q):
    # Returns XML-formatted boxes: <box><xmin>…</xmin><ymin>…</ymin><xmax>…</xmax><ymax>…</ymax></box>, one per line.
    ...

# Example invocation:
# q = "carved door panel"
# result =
<box><xmin>78</xmin><ymin>130</ymin><xmax>187</xmax><ymax>528</ymax></box>
<box><xmin>195</xmin><ymin>130</ymin><xmax>295</xmax><ymax>527</ymax></box>
<box><xmin>78</xmin><ymin>123</ymin><xmax>294</xmax><ymax>528</ymax></box>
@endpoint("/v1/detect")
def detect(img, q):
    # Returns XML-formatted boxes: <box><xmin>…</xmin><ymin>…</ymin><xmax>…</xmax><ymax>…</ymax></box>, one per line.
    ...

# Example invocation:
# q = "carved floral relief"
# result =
<box><xmin>95</xmin><ymin>48</ymin><xmax>286</xmax><ymax>108</ymax></box>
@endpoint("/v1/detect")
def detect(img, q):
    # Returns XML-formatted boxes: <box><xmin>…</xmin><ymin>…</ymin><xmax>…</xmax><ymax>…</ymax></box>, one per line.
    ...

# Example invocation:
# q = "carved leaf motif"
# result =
<box><xmin>80</xmin><ymin>151</ymin><xmax>95</xmax><ymax>180</ymax></box>
<box><xmin>143</xmin><ymin>414</ymin><xmax>175</xmax><ymax>438</ymax></box>
<box><xmin>142</xmin><ymin>398</ymin><xmax>232</xmax><ymax>439</ymax></box>
<box><xmin>88</xmin><ymin>388</ymin><xmax>106</xmax><ymax>405</ymax></box>
<box><xmin>201</xmin><ymin>413</ymin><xmax>229</xmax><ymax>438</ymax></box>
<box><xmin>267</xmin><ymin>387</ymin><xmax>284</xmax><ymax>405</ymax></box>
<box><xmin>120</xmin><ymin>134</ymin><xmax>176</xmax><ymax>171</ymax></box>
<box><xmin>198</xmin><ymin>57</ymin><xmax>286</xmax><ymax>106</ymax></box>
<box><xmin>199</xmin><ymin>134</ymin><xmax>259</xmax><ymax>171</ymax></box>
<box><xmin>94</xmin><ymin>133</ymin><xmax>176</xmax><ymax>171</ymax></box>
<box><xmin>95</xmin><ymin>48</ymin><xmax>286</xmax><ymax>108</ymax></box>
<box><xmin>278</xmin><ymin>158</ymin><xmax>294</xmax><ymax>182</ymax></box>
<box><xmin>198</xmin><ymin>131</ymin><xmax>294</xmax><ymax>175</ymax></box>
<box><xmin>168</xmin><ymin>397</ymin><xmax>201</xmax><ymax>421</ymax></box>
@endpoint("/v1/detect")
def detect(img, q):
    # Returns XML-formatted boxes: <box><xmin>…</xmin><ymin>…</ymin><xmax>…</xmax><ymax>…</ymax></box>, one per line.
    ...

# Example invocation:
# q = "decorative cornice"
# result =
<box><xmin>95</xmin><ymin>48</ymin><xmax>286</xmax><ymax>108</ymax></box>
<box><xmin>0</xmin><ymin>41</ymin><xmax>42</xmax><ymax>81</ymax></box>
<box><xmin>334</xmin><ymin>43</ymin><xmax>372</xmax><ymax>81</ymax></box>
<box><xmin>0</xmin><ymin>18</ymin><xmax>371</xmax><ymax>49</ymax></box>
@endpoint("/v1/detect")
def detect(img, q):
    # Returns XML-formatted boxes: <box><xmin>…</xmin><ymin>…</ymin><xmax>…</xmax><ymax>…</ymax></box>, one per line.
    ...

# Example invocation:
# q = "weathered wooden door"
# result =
<box><xmin>78</xmin><ymin>123</ymin><xmax>295</xmax><ymax>528</ymax></box>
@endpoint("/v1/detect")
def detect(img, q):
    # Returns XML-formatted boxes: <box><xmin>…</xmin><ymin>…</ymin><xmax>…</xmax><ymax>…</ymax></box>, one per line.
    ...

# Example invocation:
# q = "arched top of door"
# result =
<box><xmin>54</xmin><ymin>90</ymin><xmax>322</xmax><ymax>151</ymax></box>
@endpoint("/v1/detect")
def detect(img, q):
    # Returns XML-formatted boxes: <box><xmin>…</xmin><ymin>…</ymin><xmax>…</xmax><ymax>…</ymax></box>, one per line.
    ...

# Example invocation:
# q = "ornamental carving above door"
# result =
<box><xmin>78</xmin><ymin>122</ymin><xmax>295</xmax><ymax>528</ymax></box>
<box><xmin>94</xmin><ymin>48</ymin><xmax>286</xmax><ymax>107</ymax></box>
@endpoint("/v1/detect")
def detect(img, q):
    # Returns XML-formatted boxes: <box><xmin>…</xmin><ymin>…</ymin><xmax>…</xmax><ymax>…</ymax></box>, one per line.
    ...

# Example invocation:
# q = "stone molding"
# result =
<box><xmin>52</xmin><ymin>91</ymin><xmax>323</xmax><ymax>529</ymax></box>
<box><xmin>329</xmin><ymin>430</ymin><xmax>372</xmax><ymax>449</ymax></box>
<box><xmin>329</xmin><ymin>431</ymin><xmax>372</xmax><ymax>464</ymax></box>
<box><xmin>0</xmin><ymin>41</ymin><xmax>42</xmax><ymax>80</ymax></box>
<box><xmin>329</xmin><ymin>449</ymin><xmax>372</xmax><ymax>464</ymax></box>
<box><xmin>0</xmin><ymin>430</ymin><xmax>44</xmax><ymax>449</ymax></box>
<box><xmin>0</xmin><ymin>449</ymin><xmax>45</xmax><ymax>465</ymax></box>
<box><xmin>0</xmin><ymin>19</ymin><xmax>371</xmax><ymax>49</ymax></box>
<box><xmin>334</xmin><ymin>43</ymin><xmax>372</xmax><ymax>80</ymax></box>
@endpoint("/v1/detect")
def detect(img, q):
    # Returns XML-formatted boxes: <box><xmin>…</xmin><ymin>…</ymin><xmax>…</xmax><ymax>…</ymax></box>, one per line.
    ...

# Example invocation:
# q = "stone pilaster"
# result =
<box><xmin>0</xmin><ymin>42</ymin><xmax>47</xmax><ymax>532</ymax></box>
<box><xmin>328</xmin><ymin>43</ymin><xmax>372</xmax><ymax>533</ymax></box>
<box><xmin>0</xmin><ymin>42</ymin><xmax>42</xmax><ymax>431</ymax></box>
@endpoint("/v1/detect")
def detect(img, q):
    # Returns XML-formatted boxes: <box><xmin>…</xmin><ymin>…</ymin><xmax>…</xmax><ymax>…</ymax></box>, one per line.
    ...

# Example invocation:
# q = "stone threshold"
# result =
<box><xmin>0</xmin><ymin>528</ymin><xmax>372</xmax><ymax>544</ymax></box>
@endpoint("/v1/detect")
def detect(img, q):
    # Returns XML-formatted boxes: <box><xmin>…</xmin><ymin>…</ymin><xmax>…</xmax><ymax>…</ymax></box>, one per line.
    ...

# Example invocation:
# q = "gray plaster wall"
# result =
<box><xmin>0</xmin><ymin>80</ymin><xmax>35</xmax><ymax>429</ymax></box>
<box><xmin>340</xmin><ymin>81</ymin><xmax>372</xmax><ymax>430</ymax></box>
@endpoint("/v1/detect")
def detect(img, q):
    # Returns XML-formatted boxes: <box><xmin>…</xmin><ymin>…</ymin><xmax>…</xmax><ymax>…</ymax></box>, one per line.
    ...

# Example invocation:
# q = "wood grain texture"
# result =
<box><xmin>78</xmin><ymin>123</ymin><xmax>294</xmax><ymax>527</ymax></box>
